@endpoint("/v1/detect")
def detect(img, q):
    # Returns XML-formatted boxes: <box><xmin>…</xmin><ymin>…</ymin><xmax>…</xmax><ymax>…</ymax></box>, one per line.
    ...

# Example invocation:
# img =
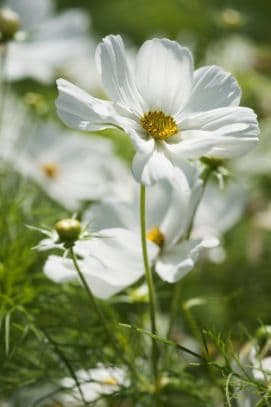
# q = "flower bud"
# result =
<box><xmin>55</xmin><ymin>218</ymin><xmax>81</xmax><ymax>245</ymax></box>
<box><xmin>0</xmin><ymin>8</ymin><xmax>21</xmax><ymax>42</ymax></box>
<box><xmin>255</xmin><ymin>326</ymin><xmax>271</xmax><ymax>340</ymax></box>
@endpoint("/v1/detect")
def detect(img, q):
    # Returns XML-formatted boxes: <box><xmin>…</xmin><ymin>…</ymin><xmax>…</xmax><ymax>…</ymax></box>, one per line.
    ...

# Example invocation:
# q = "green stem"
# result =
<box><xmin>167</xmin><ymin>280</ymin><xmax>182</xmax><ymax>339</ymax></box>
<box><xmin>70</xmin><ymin>246</ymin><xmax>110</xmax><ymax>334</ymax></box>
<box><xmin>167</xmin><ymin>168</ymin><xmax>212</xmax><ymax>339</ymax></box>
<box><xmin>140</xmin><ymin>185</ymin><xmax>160</xmax><ymax>402</ymax></box>
<box><xmin>182</xmin><ymin>303</ymin><xmax>202</xmax><ymax>343</ymax></box>
<box><xmin>70</xmin><ymin>247</ymin><xmax>140</xmax><ymax>380</ymax></box>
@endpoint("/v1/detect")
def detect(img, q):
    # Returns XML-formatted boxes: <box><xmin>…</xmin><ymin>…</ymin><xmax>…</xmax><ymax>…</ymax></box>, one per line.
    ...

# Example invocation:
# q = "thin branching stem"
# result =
<box><xmin>139</xmin><ymin>185</ymin><xmax>160</xmax><ymax>404</ymax></box>
<box><xmin>70</xmin><ymin>246</ymin><xmax>111</xmax><ymax>337</ymax></box>
<box><xmin>41</xmin><ymin>328</ymin><xmax>88</xmax><ymax>407</ymax></box>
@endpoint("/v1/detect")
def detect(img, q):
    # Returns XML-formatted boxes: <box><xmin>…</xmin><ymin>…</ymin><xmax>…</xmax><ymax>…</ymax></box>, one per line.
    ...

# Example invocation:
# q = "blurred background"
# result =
<box><xmin>1</xmin><ymin>0</ymin><xmax>271</xmax><ymax>404</ymax></box>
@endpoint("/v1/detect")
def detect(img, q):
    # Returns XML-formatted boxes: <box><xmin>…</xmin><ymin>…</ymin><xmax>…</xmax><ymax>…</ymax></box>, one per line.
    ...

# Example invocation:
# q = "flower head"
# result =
<box><xmin>43</xmin><ymin>227</ymin><xmax>158</xmax><ymax>299</ymax></box>
<box><xmin>233</xmin><ymin>327</ymin><xmax>271</xmax><ymax>406</ymax></box>
<box><xmin>30</xmin><ymin>218</ymin><xmax>90</xmax><ymax>252</ymax></box>
<box><xmin>60</xmin><ymin>365</ymin><xmax>129</xmax><ymax>405</ymax></box>
<box><xmin>41</xmin><ymin>168</ymin><xmax>218</xmax><ymax>297</ymax></box>
<box><xmin>2</xmin><ymin>0</ymin><xmax>97</xmax><ymax>85</ymax></box>
<box><xmin>13</xmin><ymin>122</ymin><xmax>133</xmax><ymax>210</ymax></box>
<box><xmin>56</xmin><ymin>34</ymin><xmax>259</xmax><ymax>185</ymax></box>
<box><xmin>83</xmin><ymin>167</ymin><xmax>218</xmax><ymax>284</ymax></box>
<box><xmin>55</xmin><ymin>218</ymin><xmax>82</xmax><ymax>247</ymax></box>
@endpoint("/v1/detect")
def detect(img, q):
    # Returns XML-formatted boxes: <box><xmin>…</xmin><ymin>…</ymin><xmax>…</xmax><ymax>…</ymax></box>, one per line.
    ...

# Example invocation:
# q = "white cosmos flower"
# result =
<box><xmin>43</xmin><ymin>168</ymin><xmax>217</xmax><ymax>297</ymax></box>
<box><xmin>231</xmin><ymin>327</ymin><xmax>271</xmax><ymax>407</ymax></box>
<box><xmin>7</xmin><ymin>365</ymin><xmax>128</xmax><ymax>406</ymax></box>
<box><xmin>250</xmin><ymin>348</ymin><xmax>271</xmax><ymax>382</ymax></box>
<box><xmin>60</xmin><ymin>365</ymin><xmax>129</xmax><ymax>406</ymax></box>
<box><xmin>56</xmin><ymin>34</ymin><xmax>259</xmax><ymax>186</ymax></box>
<box><xmin>13</xmin><ymin>122</ymin><xmax>132</xmax><ymax>210</ymax></box>
<box><xmin>234</xmin><ymin>343</ymin><xmax>271</xmax><ymax>407</ymax></box>
<box><xmin>3</xmin><ymin>0</ymin><xmax>97</xmax><ymax>85</ymax></box>
<box><xmin>82</xmin><ymin>167</ymin><xmax>218</xmax><ymax>283</ymax></box>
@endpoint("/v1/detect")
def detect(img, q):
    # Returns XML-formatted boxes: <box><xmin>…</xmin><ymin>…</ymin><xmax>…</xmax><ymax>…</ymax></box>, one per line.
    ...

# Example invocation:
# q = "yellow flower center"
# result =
<box><xmin>141</xmin><ymin>111</ymin><xmax>178</xmax><ymax>140</ymax></box>
<box><xmin>147</xmin><ymin>226</ymin><xmax>165</xmax><ymax>248</ymax></box>
<box><xmin>41</xmin><ymin>162</ymin><xmax>59</xmax><ymax>179</ymax></box>
<box><xmin>102</xmin><ymin>376</ymin><xmax>118</xmax><ymax>385</ymax></box>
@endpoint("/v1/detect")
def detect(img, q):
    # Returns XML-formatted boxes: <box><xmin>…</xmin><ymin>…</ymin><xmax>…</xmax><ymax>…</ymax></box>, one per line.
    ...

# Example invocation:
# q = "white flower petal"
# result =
<box><xmin>44</xmin><ymin>255</ymin><xmax>77</xmax><ymax>282</ymax></box>
<box><xmin>5</xmin><ymin>43</ymin><xmax>56</xmax><ymax>83</ymax></box>
<box><xmin>35</xmin><ymin>9</ymin><xmax>89</xmax><ymax>41</ymax></box>
<box><xmin>147</xmin><ymin>179</ymin><xmax>180</xmax><ymax>230</ymax></box>
<box><xmin>165</xmin><ymin>134</ymin><xmax>216</xmax><ymax>159</ymax></box>
<box><xmin>44</xmin><ymin>251</ymin><xmax>139</xmax><ymax>299</ymax></box>
<box><xmin>170</xmin><ymin>106</ymin><xmax>259</xmax><ymax>159</ymax></box>
<box><xmin>95</xmin><ymin>35</ymin><xmax>144</xmax><ymax>116</ymax></box>
<box><xmin>60</xmin><ymin>366</ymin><xmax>128</xmax><ymax>404</ymax></box>
<box><xmin>181</xmin><ymin>106</ymin><xmax>258</xmax><ymax>132</ymax></box>
<box><xmin>56</xmin><ymin>79</ymin><xmax>120</xmax><ymax>131</ymax></box>
<box><xmin>7</xmin><ymin>0</ymin><xmax>53</xmax><ymax>30</ymax></box>
<box><xmin>253</xmin><ymin>357</ymin><xmax>271</xmax><ymax>382</ymax></box>
<box><xmin>14</xmin><ymin>122</ymin><xmax>132</xmax><ymax>210</ymax></box>
<box><xmin>75</xmin><ymin>228</ymin><xmax>159</xmax><ymax>297</ymax></box>
<box><xmin>84</xmin><ymin>199</ymin><xmax>137</xmax><ymax>231</ymax></box>
<box><xmin>132</xmin><ymin>148</ymin><xmax>174</xmax><ymax>186</ymax></box>
<box><xmin>135</xmin><ymin>38</ymin><xmax>193</xmax><ymax>114</ymax></box>
<box><xmin>155</xmin><ymin>239</ymin><xmax>216</xmax><ymax>283</ymax></box>
<box><xmin>183</xmin><ymin>65</ymin><xmax>241</xmax><ymax>114</ymax></box>
<box><xmin>119</xmin><ymin>117</ymin><xmax>155</xmax><ymax>154</ymax></box>
<box><xmin>206</xmin><ymin>135</ymin><xmax>258</xmax><ymax>159</ymax></box>
<box><xmin>193</xmin><ymin>181</ymin><xmax>247</xmax><ymax>238</ymax></box>
<box><xmin>34</xmin><ymin>238</ymin><xmax>62</xmax><ymax>252</ymax></box>
<box><xmin>147</xmin><ymin>168</ymin><xmax>193</xmax><ymax>246</ymax></box>
<box><xmin>163</xmin><ymin>169</ymin><xmax>203</xmax><ymax>246</ymax></box>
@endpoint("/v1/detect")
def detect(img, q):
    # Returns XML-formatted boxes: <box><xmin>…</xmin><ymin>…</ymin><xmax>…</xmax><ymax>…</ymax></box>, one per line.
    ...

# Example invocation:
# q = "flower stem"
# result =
<box><xmin>70</xmin><ymin>247</ymin><xmax>108</xmax><ymax>330</ymax></box>
<box><xmin>139</xmin><ymin>185</ymin><xmax>160</xmax><ymax>402</ymax></box>
<box><xmin>69</xmin><ymin>247</ymin><xmax>140</xmax><ymax>380</ymax></box>
<box><xmin>167</xmin><ymin>279</ymin><xmax>182</xmax><ymax>339</ymax></box>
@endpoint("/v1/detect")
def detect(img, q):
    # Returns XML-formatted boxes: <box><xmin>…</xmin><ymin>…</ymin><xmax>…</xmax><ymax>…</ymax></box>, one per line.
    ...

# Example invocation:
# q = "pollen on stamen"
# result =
<box><xmin>141</xmin><ymin>111</ymin><xmax>178</xmax><ymax>140</ymax></box>
<box><xmin>147</xmin><ymin>226</ymin><xmax>165</xmax><ymax>248</ymax></box>
<box><xmin>41</xmin><ymin>162</ymin><xmax>59</xmax><ymax>179</ymax></box>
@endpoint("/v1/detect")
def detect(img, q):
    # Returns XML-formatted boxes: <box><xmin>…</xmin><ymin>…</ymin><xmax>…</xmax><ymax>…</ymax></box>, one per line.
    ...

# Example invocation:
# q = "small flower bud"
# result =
<box><xmin>0</xmin><ymin>8</ymin><xmax>21</xmax><ymax>42</ymax></box>
<box><xmin>55</xmin><ymin>218</ymin><xmax>81</xmax><ymax>245</ymax></box>
<box><xmin>255</xmin><ymin>326</ymin><xmax>271</xmax><ymax>340</ymax></box>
